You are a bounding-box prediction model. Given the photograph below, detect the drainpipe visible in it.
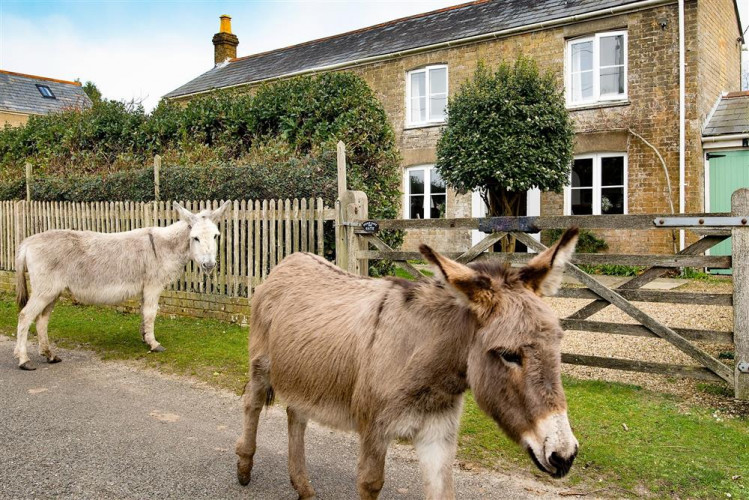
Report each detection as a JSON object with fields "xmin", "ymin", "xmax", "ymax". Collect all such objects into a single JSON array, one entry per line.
[{"xmin": 678, "ymin": 0, "xmax": 686, "ymax": 250}]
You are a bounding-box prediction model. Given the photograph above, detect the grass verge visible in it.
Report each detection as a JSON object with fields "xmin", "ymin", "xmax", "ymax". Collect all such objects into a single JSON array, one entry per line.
[{"xmin": 0, "ymin": 297, "xmax": 746, "ymax": 498}]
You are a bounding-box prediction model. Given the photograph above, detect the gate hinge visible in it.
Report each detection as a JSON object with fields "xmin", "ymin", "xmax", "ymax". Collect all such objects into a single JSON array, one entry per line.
[{"xmin": 738, "ymin": 361, "xmax": 749, "ymax": 374}]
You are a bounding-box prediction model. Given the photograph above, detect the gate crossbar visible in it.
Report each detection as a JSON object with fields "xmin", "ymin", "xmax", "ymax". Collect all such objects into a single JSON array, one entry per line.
[
  {"xmin": 567, "ymin": 235, "xmax": 729, "ymax": 321},
  {"xmin": 363, "ymin": 232, "xmax": 508, "ymax": 281}
]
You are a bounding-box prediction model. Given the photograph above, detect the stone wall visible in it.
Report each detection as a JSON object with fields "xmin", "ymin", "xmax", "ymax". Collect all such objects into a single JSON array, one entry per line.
[
  {"xmin": 0, "ymin": 271, "xmax": 250, "ymax": 325},
  {"xmin": 687, "ymin": 0, "xmax": 743, "ymax": 216},
  {"xmin": 0, "ymin": 111, "xmax": 29, "ymax": 127}
]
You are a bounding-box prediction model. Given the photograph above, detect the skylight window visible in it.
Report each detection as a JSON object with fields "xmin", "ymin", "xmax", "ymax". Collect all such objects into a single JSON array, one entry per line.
[{"xmin": 36, "ymin": 85, "xmax": 55, "ymax": 99}]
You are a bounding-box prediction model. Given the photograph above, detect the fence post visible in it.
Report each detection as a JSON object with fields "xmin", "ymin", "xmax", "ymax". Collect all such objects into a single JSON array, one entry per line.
[
  {"xmin": 335, "ymin": 141, "xmax": 347, "ymax": 269},
  {"xmin": 25, "ymin": 163, "xmax": 32, "ymax": 202},
  {"xmin": 732, "ymin": 188, "xmax": 749, "ymax": 400},
  {"xmin": 153, "ymin": 155, "xmax": 161, "ymax": 201},
  {"xmin": 341, "ymin": 190, "xmax": 368, "ymax": 276}
]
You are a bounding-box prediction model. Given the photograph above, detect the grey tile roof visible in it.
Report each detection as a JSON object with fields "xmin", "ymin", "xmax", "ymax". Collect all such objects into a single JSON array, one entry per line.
[
  {"xmin": 0, "ymin": 71, "xmax": 92, "ymax": 116},
  {"xmin": 703, "ymin": 92, "xmax": 749, "ymax": 137},
  {"xmin": 165, "ymin": 0, "xmax": 645, "ymax": 99}
]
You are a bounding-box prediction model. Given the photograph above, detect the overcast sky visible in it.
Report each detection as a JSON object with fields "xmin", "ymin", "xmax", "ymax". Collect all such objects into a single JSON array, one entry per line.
[{"xmin": 1, "ymin": 0, "xmax": 747, "ymax": 111}]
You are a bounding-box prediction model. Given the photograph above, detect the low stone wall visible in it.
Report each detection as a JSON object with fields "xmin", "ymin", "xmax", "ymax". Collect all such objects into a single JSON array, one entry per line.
[{"xmin": 0, "ymin": 270, "xmax": 250, "ymax": 325}]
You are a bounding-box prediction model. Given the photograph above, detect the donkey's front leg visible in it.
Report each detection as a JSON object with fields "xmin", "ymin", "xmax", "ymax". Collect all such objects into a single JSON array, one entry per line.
[
  {"xmin": 141, "ymin": 285, "xmax": 165, "ymax": 352},
  {"xmin": 357, "ymin": 431, "xmax": 389, "ymax": 500},
  {"xmin": 412, "ymin": 409, "xmax": 461, "ymax": 500}
]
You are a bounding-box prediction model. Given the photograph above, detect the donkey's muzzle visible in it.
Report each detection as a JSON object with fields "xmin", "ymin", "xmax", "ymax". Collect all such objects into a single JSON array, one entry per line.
[
  {"xmin": 201, "ymin": 262, "xmax": 216, "ymax": 273},
  {"xmin": 528, "ymin": 447, "xmax": 577, "ymax": 478},
  {"xmin": 549, "ymin": 449, "xmax": 577, "ymax": 478}
]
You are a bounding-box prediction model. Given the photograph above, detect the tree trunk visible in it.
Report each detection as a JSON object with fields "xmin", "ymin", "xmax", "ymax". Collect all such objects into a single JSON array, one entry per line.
[{"xmin": 485, "ymin": 188, "xmax": 522, "ymax": 253}]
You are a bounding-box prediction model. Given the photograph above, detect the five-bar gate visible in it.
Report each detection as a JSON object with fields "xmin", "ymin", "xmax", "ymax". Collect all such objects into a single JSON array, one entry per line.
[{"xmin": 336, "ymin": 187, "xmax": 749, "ymax": 400}]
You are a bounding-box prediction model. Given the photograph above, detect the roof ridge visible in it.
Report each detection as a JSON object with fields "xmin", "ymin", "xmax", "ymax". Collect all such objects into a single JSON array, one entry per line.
[
  {"xmin": 0, "ymin": 69, "xmax": 82, "ymax": 86},
  {"xmin": 229, "ymin": 0, "xmax": 489, "ymax": 64}
]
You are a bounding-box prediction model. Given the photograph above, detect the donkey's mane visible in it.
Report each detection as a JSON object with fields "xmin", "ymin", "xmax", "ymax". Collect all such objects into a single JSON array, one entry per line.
[{"xmin": 467, "ymin": 260, "xmax": 519, "ymax": 284}]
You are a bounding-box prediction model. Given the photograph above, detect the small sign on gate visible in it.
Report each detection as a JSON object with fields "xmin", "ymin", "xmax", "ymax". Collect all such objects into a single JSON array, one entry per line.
[{"xmin": 360, "ymin": 220, "xmax": 379, "ymax": 233}]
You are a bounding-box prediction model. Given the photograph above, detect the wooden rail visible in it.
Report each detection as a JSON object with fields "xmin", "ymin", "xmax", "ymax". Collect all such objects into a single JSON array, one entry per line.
[
  {"xmin": 366, "ymin": 213, "xmax": 732, "ymax": 232},
  {"xmin": 357, "ymin": 251, "xmax": 732, "ymax": 269}
]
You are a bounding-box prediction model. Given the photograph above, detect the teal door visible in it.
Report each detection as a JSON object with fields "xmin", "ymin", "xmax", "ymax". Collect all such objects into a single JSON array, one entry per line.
[{"xmin": 708, "ymin": 150, "xmax": 749, "ymax": 273}]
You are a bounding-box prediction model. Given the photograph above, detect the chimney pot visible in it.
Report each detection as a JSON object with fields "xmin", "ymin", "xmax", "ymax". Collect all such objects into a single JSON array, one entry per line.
[
  {"xmin": 220, "ymin": 15, "xmax": 232, "ymax": 33},
  {"xmin": 213, "ymin": 15, "xmax": 239, "ymax": 65}
]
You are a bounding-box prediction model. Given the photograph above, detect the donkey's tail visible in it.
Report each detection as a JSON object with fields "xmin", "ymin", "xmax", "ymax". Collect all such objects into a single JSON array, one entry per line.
[{"xmin": 16, "ymin": 244, "xmax": 28, "ymax": 310}]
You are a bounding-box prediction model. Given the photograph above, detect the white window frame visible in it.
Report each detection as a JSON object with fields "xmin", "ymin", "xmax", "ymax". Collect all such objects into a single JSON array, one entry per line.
[
  {"xmin": 403, "ymin": 165, "xmax": 447, "ymax": 219},
  {"xmin": 566, "ymin": 30, "xmax": 628, "ymax": 107},
  {"xmin": 406, "ymin": 64, "xmax": 448, "ymax": 127},
  {"xmin": 564, "ymin": 153, "xmax": 628, "ymax": 215}
]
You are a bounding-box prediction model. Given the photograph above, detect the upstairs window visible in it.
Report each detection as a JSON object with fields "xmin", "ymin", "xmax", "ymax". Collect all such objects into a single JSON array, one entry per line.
[
  {"xmin": 36, "ymin": 85, "xmax": 56, "ymax": 99},
  {"xmin": 407, "ymin": 65, "xmax": 447, "ymax": 126},
  {"xmin": 567, "ymin": 31, "xmax": 627, "ymax": 106},
  {"xmin": 404, "ymin": 165, "xmax": 446, "ymax": 219},
  {"xmin": 566, "ymin": 154, "xmax": 627, "ymax": 215}
]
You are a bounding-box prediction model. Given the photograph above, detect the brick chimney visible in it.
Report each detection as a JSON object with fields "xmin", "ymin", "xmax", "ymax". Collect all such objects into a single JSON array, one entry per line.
[{"xmin": 212, "ymin": 15, "xmax": 239, "ymax": 65}]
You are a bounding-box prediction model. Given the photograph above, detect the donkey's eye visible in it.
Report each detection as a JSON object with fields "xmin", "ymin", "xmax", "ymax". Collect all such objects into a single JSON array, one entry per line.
[
  {"xmin": 193, "ymin": 237, "xmax": 199, "ymax": 242},
  {"xmin": 492, "ymin": 350, "xmax": 523, "ymax": 367}
]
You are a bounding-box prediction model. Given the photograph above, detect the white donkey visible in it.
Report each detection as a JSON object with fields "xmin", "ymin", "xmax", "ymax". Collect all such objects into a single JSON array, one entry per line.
[{"xmin": 13, "ymin": 201, "xmax": 230, "ymax": 370}]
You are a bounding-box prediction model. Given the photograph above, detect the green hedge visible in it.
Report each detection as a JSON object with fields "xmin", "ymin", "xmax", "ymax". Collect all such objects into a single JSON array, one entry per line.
[
  {"xmin": 0, "ymin": 72, "xmax": 401, "ymax": 222},
  {"xmin": 6, "ymin": 151, "xmax": 337, "ymax": 203}
]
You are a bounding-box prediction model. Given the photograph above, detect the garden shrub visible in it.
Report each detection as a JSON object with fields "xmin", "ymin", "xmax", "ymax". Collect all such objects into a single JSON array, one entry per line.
[
  {"xmin": 436, "ymin": 57, "xmax": 574, "ymax": 219},
  {"xmin": 544, "ymin": 228, "xmax": 608, "ymax": 254},
  {"xmin": 11, "ymin": 151, "xmax": 337, "ymax": 203},
  {"xmin": 0, "ymin": 73, "xmax": 400, "ymax": 225}
]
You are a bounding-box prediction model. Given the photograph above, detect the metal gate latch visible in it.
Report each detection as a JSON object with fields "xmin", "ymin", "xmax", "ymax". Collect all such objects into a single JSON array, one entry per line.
[{"xmin": 739, "ymin": 361, "xmax": 749, "ymax": 374}]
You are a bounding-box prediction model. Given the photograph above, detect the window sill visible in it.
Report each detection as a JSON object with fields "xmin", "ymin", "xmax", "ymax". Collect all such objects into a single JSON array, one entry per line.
[
  {"xmin": 566, "ymin": 100, "xmax": 630, "ymax": 112},
  {"xmin": 404, "ymin": 122, "xmax": 446, "ymax": 131}
]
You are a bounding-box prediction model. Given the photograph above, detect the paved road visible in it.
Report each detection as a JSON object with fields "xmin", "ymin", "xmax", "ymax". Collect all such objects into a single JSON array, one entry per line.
[{"xmin": 0, "ymin": 337, "xmax": 565, "ymax": 499}]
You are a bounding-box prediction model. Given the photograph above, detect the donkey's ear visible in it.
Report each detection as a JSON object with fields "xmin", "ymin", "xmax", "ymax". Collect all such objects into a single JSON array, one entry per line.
[
  {"xmin": 208, "ymin": 200, "xmax": 232, "ymax": 223},
  {"xmin": 518, "ymin": 227, "xmax": 579, "ymax": 296},
  {"xmin": 419, "ymin": 244, "xmax": 494, "ymax": 316},
  {"xmin": 174, "ymin": 202, "xmax": 197, "ymax": 227}
]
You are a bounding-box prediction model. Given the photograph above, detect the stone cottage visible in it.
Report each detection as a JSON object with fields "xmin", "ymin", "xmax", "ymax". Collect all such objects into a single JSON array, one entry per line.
[
  {"xmin": 0, "ymin": 70, "xmax": 92, "ymax": 127},
  {"xmin": 165, "ymin": 1, "xmax": 745, "ymax": 253}
]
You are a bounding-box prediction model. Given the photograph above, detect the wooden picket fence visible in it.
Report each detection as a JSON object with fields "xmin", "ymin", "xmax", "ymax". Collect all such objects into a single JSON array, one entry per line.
[{"xmin": 0, "ymin": 199, "xmax": 335, "ymax": 297}]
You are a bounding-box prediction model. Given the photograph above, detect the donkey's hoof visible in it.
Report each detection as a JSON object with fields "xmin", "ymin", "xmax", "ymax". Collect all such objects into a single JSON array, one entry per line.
[
  {"xmin": 237, "ymin": 460, "xmax": 252, "ymax": 486},
  {"xmin": 48, "ymin": 355, "xmax": 62, "ymax": 364},
  {"xmin": 19, "ymin": 361, "xmax": 36, "ymax": 371},
  {"xmin": 150, "ymin": 345, "xmax": 166, "ymax": 353}
]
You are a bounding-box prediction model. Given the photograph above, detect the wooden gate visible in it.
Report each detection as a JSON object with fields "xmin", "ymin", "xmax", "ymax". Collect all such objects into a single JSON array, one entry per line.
[{"xmin": 336, "ymin": 187, "xmax": 749, "ymax": 400}]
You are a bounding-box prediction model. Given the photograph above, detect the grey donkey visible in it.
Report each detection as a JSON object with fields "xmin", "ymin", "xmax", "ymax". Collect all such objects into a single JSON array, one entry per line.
[{"xmin": 14, "ymin": 201, "xmax": 230, "ymax": 370}]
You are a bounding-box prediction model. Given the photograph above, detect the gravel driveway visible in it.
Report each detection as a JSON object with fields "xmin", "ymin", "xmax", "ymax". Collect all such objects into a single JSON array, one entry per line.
[{"xmin": 551, "ymin": 277, "xmax": 737, "ymax": 405}]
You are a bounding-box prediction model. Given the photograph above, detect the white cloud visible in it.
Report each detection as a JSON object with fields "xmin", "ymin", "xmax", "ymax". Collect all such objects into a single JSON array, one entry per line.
[
  {"xmin": 2, "ymin": 12, "xmax": 210, "ymax": 110},
  {"xmin": 0, "ymin": 2, "xmax": 460, "ymax": 111}
]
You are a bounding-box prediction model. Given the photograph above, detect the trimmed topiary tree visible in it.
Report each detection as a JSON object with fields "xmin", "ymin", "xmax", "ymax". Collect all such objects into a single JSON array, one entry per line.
[{"xmin": 435, "ymin": 57, "xmax": 574, "ymax": 246}]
